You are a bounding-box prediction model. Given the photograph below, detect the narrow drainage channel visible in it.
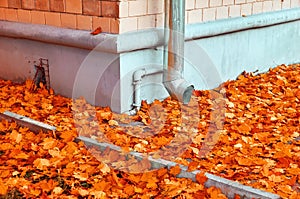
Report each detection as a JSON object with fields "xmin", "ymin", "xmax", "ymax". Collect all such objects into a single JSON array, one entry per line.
[{"xmin": 0, "ymin": 111, "xmax": 281, "ymax": 199}]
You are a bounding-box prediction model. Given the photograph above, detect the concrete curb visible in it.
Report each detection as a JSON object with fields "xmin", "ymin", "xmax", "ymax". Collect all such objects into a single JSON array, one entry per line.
[
  {"xmin": 77, "ymin": 136, "xmax": 281, "ymax": 199},
  {"xmin": 0, "ymin": 111, "xmax": 281, "ymax": 199},
  {"xmin": 0, "ymin": 111, "xmax": 56, "ymax": 132}
]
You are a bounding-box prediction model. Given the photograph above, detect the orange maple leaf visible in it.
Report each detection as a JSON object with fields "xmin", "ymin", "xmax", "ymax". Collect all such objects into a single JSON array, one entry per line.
[
  {"xmin": 169, "ymin": 164, "xmax": 181, "ymax": 176},
  {"xmin": 90, "ymin": 27, "xmax": 102, "ymax": 35},
  {"xmin": 195, "ymin": 171, "xmax": 207, "ymax": 184},
  {"xmin": 0, "ymin": 179, "xmax": 8, "ymax": 195}
]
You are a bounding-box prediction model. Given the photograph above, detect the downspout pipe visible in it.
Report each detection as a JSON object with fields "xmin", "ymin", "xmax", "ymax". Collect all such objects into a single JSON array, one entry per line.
[{"xmin": 163, "ymin": 0, "xmax": 194, "ymax": 104}]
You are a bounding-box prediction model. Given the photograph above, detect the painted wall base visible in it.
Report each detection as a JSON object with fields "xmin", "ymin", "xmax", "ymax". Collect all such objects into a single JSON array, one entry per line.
[{"xmin": 0, "ymin": 8, "xmax": 299, "ymax": 113}]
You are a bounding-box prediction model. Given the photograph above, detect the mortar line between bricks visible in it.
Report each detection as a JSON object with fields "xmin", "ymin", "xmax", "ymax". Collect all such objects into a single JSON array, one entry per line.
[{"xmin": 0, "ymin": 111, "xmax": 281, "ymax": 199}]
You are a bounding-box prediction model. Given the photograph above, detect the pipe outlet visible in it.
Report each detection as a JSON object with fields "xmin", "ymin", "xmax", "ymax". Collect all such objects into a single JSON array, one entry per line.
[{"xmin": 164, "ymin": 78, "xmax": 194, "ymax": 104}]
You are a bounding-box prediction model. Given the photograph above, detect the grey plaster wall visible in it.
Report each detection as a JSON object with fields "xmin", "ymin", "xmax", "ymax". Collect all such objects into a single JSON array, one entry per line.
[
  {"xmin": 184, "ymin": 20, "xmax": 300, "ymax": 90},
  {"xmin": 0, "ymin": 36, "xmax": 121, "ymax": 111}
]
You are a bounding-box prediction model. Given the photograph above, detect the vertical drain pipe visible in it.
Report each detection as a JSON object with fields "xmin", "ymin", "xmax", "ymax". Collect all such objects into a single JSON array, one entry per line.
[{"xmin": 163, "ymin": 0, "xmax": 194, "ymax": 104}]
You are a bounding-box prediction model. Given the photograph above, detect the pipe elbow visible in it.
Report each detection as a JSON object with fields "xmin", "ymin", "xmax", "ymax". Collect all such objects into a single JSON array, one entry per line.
[
  {"xmin": 133, "ymin": 68, "xmax": 147, "ymax": 82},
  {"xmin": 164, "ymin": 78, "xmax": 194, "ymax": 104}
]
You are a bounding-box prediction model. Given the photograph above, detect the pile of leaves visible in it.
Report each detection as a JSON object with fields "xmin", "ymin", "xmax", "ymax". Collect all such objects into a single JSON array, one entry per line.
[
  {"xmin": 0, "ymin": 120, "xmax": 227, "ymax": 198},
  {"xmin": 0, "ymin": 63, "xmax": 299, "ymax": 198}
]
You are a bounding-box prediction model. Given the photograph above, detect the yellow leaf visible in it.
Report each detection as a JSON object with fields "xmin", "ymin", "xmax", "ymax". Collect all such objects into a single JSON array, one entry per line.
[
  {"xmin": 10, "ymin": 130, "xmax": 22, "ymax": 143},
  {"xmin": 268, "ymin": 174, "xmax": 283, "ymax": 183},
  {"xmin": 0, "ymin": 170, "xmax": 10, "ymax": 178},
  {"xmin": 78, "ymin": 188, "xmax": 89, "ymax": 197},
  {"xmin": 0, "ymin": 179, "xmax": 8, "ymax": 195},
  {"xmin": 48, "ymin": 148, "xmax": 61, "ymax": 157},
  {"xmin": 90, "ymin": 190, "xmax": 106, "ymax": 199},
  {"xmin": 146, "ymin": 181, "xmax": 158, "ymax": 189},
  {"xmin": 100, "ymin": 163, "xmax": 111, "ymax": 175},
  {"xmin": 30, "ymin": 188, "xmax": 41, "ymax": 196},
  {"xmin": 235, "ymin": 157, "xmax": 253, "ymax": 166},
  {"xmin": 33, "ymin": 158, "xmax": 50, "ymax": 170},
  {"xmin": 12, "ymin": 171, "xmax": 20, "ymax": 176},
  {"xmin": 40, "ymin": 137, "xmax": 57, "ymax": 150},
  {"xmin": 52, "ymin": 187, "xmax": 63, "ymax": 195},
  {"xmin": 73, "ymin": 172, "xmax": 88, "ymax": 181},
  {"xmin": 234, "ymin": 143, "xmax": 243, "ymax": 148},
  {"xmin": 277, "ymin": 185, "xmax": 293, "ymax": 194},
  {"xmin": 108, "ymin": 120, "xmax": 119, "ymax": 126},
  {"xmin": 261, "ymin": 165, "xmax": 270, "ymax": 177},
  {"xmin": 225, "ymin": 112, "xmax": 235, "ymax": 118},
  {"xmin": 15, "ymin": 152, "xmax": 29, "ymax": 159}
]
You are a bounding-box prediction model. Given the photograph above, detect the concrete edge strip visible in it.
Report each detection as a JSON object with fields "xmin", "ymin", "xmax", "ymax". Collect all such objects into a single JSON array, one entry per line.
[
  {"xmin": 0, "ymin": 111, "xmax": 56, "ymax": 132},
  {"xmin": 0, "ymin": 8, "xmax": 299, "ymax": 53},
  {"xmin": 185, "ymin": 7, "xmax": 300, "ymax": 40},
  {"xmin": 0, "ymin": 112, "xmax": 281, "ymax": 199},
  {"xmin": 77, "ymin": 136, "xmax": 281, "ymax": 199},
  {"xmin": 0, "ymin": 21, "xmax": 118, "ymax": 53}
]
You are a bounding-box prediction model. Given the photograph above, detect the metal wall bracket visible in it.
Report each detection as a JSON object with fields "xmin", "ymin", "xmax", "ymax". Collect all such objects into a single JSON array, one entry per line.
[{"xmin": 33, "ymin": 58, "xmax": 50, "ymax": 90}]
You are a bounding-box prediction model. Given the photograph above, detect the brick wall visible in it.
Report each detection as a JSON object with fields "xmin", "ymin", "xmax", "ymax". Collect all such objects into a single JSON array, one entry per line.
[
  {"xmin": 0, "ymin": 0, "xmax": 120, "ymax": 33},
  {"xmin": 0, "ymin": 0, "xmax": 299, "ymax": 34},
  {"xmin": 119, "ymin": 0, "xmax": 300, "ymax": 33}
]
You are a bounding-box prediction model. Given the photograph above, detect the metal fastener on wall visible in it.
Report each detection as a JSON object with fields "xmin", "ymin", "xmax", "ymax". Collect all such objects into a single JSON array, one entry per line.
[{"xmin": 33, "ymin": 58, "xmax": 50, "ymax": 90}]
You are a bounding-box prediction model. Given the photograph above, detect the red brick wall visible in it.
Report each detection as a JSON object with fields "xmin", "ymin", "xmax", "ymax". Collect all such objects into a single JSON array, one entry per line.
[{"xmin": 0, "ymin": 0, "xmax": 120, "ymax": 33}]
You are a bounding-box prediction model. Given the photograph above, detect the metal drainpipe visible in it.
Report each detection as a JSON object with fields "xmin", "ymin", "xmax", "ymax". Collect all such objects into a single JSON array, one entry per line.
[
  {"xmin": 163, "ymin": 0, "xmax": 194, "ymax": 104},
  {"xmin": 128, "ymin": 0, "xmax": 193, "ymax": 114}
]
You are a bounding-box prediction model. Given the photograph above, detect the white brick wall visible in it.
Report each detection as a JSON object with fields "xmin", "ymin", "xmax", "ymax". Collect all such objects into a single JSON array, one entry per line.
[
  {"xmin": 138, "ymin": 15, "xmax": 156, "ymax": 30},
  {"xmin": 282, "ymin": 0, "xmax": 291, "ymax": 9},
  {"xmin": 223, "ymin": 0, "xmax": 235, "ymax": 6},
  {"xmin": 186, "ymin": 0, "xmax": 196, "ymax": 10},
  {"xmin": 119, "ymin": 17, "xmax": 138, "ymax": 33},
  {"xmin": 155, "ymin": 13, "xmax": 164, "ymax": 27},
  {"xmin": 235, "ymin": 0, "xmax": 246, "ymax": 5},
  {"xmin": 148, "ymin": 0, "xmax": 164, "ymax": 14},
  {"xmin": 196, "ymin": 0, "xmax": 209, "ymax": 8},
  {"xmin": 253, "ymin": 2, "xmax": 263, "ymax": 14},
  {"xmin": 119, "ymin": 1, "xmax": 129, "ymax": 18},
  {"xmin": 263, "ymin": 1, "xmax": 273, "ymax": 12},
  {"xmin": 128, "ymin": 0, "xmax": 147, "ymax": 17},
  {"xmin": 117, "ymin": 0, "xmax": 300, "ymax": 33},
  {"xmin": 210, "ymin": 0, "xmax": 223, "ymax": 7},
  {"xmin": 291, "ymin": 0, "xmax": 300, "ymax": 7},
  {"xmin": 273, "ymin": 0, "xmax": 282, "ymax": 10},
  {"xmin": 188, "ymin": 9, "xmax": 203, "ymax": 23},
  {"xmin": 216, "ymin": 6, "xmax": 229, "ymax": 19},
  {"xmin": 241, "ymin": 3, "xmax": 252, "ymax": 16},
  {"xmin": 203, "ymin": 7, "xmax": 216, "ymax": 21},
  {"xmin": 229, "ymin": 5, "xmax": 241, "ymax": 17}
]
